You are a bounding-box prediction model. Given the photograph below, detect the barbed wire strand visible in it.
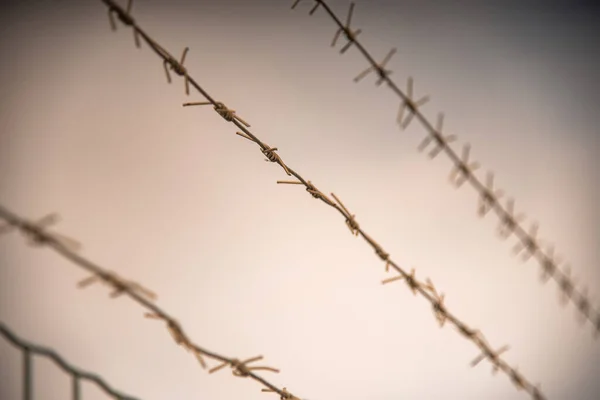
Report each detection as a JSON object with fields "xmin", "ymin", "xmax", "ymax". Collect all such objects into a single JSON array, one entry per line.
[
  {"xmin": 84, "ymin": 1, "xmax": 548, "ymax": 398},
  {"xmin": 0, "ymin": 205, "xmax": 301, "ymax": 400},
  {"xmin": 288, "ymin": 0, "xmax": 600, "ymax": 337},
  {"xmin": 0, "ymin": 321, "xmax": 141, "ymax": 400}
]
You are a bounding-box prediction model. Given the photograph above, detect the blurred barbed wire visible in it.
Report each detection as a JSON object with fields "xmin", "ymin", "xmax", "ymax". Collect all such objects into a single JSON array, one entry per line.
[
  {"xmin": 0, "ymin": 204, "xmax": 300, "ymax": 400},
  {"xmin": 0, "ymin": 321, "xmax": 141, "ymax": 400},
  {"xmin": 84, "ymin": 0, "xmax": 548, "ymax": 397},
  {"xmin": 288, "ymin": 0, "xmax": 600, "ymax": 337}
]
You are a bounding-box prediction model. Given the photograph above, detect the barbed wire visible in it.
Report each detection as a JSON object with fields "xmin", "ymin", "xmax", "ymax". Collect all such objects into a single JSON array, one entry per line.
[
  {"xmin": 288, "ymin": 0, "xmax": 600, "ymax": 337},
  {"xmin": 0, "ymin": 204, "xmax": 302, "ymax": 400},
  {"xmin": 89, "ymin": 0, "xmax": 547, "ymax": 397},
  {"xmin": 0, "ymin": 321, "xmax": 141, "ymax": 400}
]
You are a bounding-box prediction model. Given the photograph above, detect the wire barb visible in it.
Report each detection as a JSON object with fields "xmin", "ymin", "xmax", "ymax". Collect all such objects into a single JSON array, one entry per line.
[
  {"xmin": 539, "ymin": 245, "xmax": 562, "ymax": 283},
  {"xmin": 496, "ymin": 198, "xmax": 526, "ymax": 239},
  {"xmin": 424, "ymin": 279, "xmax": 448, "ymax": 327},
  {"xmin": 277, "ymin": 179, "xmax": 336, "ymax": 206},
  {"xmin": 478, "ymin": 171, "xmax": 504, "ymax": 217},
  {"xmin": 354, "ymin": 48, "xmax": 396, "ymax": 86},
  {"xmin": 209, "ymin": 356, "xmax": 280, "ymax": 377},
  {"xmin": 448, "ymin": 144, "xmax": 480, "ymax": 188},
  {"xmin": 0, "ymin": 213, "xmax": 82, "ymax": 252},
  {"xmin": 262, "ymin": 387, "xmax": 300, "ymax": 400},
  {"xmin": 144, "ymin": 313, "xmax": 207, "ymax": 369},
  {"xmin": 512, "ymin": 222, "xmax": 541, "ymax": 262},
  {"xmin": 107, "ymin": 0, "xmax": 140, "ymax": 48},
  {"xmin": 470, "ymin": 335, "xmax": 510, "ymax": 375},
  {"xmin": 382, "ymin": 268, "xmax": 420, "ymax": 295},
  {"xmin": 364, "ymin": 234, "xmax": 391, "ymax": 271},
  {"xmin": 184, "ymin": 101, "xmax": 250, "ymax": 127},
  {"xmin": 78, "ymin": 271, "xmax": 157, "ymax": 301},
  {"xmin": 236, "ymin": 132, "xmax": 291, "ymax": 176},
  {"xmin": 397, "ymin": 77, "xmax": 430, "ymax": 130},
  {"xmin": 417, "ymin": 113, "xmax": 456, "ymax": 158},
  {"xmin": 162, "ymin": 47, "xmax": 190, "ymax": 95},
  {"xmin": 331, "ymin": 3, "xmax": 362, "ymax": 54}
]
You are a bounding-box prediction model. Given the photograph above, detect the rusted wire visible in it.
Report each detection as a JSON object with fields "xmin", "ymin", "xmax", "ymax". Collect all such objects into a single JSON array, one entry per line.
[
  {"xmin": 0, "ymin": 204, "xmax": 297, "ymax": 400},
  {"xmin": 87, "ymin": 1, "xmax": 551, "ymax": 397},
  {"xmin": 0, "ymin": 321, "xmax": 141, "ymax": 400},
  {"xmin": 289, "ymin": 0, "xmax": 600, "ymax": 339}
]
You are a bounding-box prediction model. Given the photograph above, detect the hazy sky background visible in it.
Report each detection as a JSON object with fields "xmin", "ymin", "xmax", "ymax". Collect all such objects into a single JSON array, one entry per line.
[{"xmin": 1, "ymin": 0, "xmax": 599, "ymax": 399}]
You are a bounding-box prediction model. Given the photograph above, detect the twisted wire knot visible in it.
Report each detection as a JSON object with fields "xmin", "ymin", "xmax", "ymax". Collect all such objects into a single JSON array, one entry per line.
[
  {"xmin": 304, "ymin": 182, "xmax": 334, "ymax": 206},
  {"xmin": 230, "ymin": 358, "xmax": 252, "ymax": 377},
  {"xmin": 157, "ymin": 46, "xmax": 191, "ymax": 94},
  {"xmin": 262, "ymin": 387, "xmax": 299, "ymax": 400},
  {"xmin": 405, "ymin": 272, "xmax": 420, "ymax": 294},
  {"xmin": 262, "ymin": 147, "xmax": 279, "ymax": 163},
  {"xmin": 165, "ymin": 48, "xmax": 188, "ymax": 77},
  {"xmin": 261, "ymin": 146, "xmax": 291, "ymax": 176},
  {"xmin": 111, "ymin": 7, "xmax": 134, "ymax": 26},
  {"xmin": 183, "ymin": 101, "xmax": 250, "ymax": 126},
  {"xmin": 374, "ymin": 246, "xmax": 390, "ymax": 271},
  {"xmin": 144, "ymin": 313, "xmax": 207, "ymax": 368},
  {"xmin": 209, "ymin": 355, "xmax": 279, "ymax": 377},
  {"xmin": 169, "ymin": 60, "xmax": 186, "ymax": 76},
  {"xmin": 214, "ymin": 102, "xmax": 235, "ymax": 121},
  {"xmin": 276, "ymin": 179, "xmax": 335, "ymax": 206},
  {"xmin": 470, "ymin": 338, "xmax": 510, "ymax": 375},
  {"xmin": 305, "ymin": 182, "xmax": 321, "ymax": 199},
  {"xmin": 345, "ymin": 216, "xmax": 359, "ymax": 236}
]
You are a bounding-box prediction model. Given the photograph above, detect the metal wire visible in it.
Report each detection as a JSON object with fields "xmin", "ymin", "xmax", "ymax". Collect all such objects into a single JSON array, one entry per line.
[
  {"xmin": 0, "ymin": 204, "xmax": 299, "ymax": 400},
  {"xmin": 0, "ymin": 321, "xmax": 141, "ymax": 400},
  {"xmin": 72, "ymin": 0, "xmax": 549, "ymax": 398},
  {"xmin": 289, "ymin": 0, "xmax": 600, "ymax": 337}
]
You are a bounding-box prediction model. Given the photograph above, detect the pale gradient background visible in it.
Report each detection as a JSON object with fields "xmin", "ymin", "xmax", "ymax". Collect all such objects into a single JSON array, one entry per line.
[{"xmin": 1, "ymin": 0, "xmax": 599, "ymax": 399}]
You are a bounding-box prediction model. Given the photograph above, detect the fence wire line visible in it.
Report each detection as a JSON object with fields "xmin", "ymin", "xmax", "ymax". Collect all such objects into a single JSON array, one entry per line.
[
  {"xmin": 75, "ymin": 0, "xmax": 547, "ymax": 398},
  {"xmin": 0, "ymin": 321, "xmax": 141, "ymax": 400},
  {"xmin": 288, "ymin": 0, "xmax": 600, "ymax": 336},
  {"xmin": 0, "ymin": 206, "xmax": 301, "ymax": 400}
]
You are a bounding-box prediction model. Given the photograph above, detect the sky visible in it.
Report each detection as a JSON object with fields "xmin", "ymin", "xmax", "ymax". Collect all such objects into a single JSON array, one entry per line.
[{"xmin": 0, "ymin": 0, "xmax": 599, "ymax": 399}]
